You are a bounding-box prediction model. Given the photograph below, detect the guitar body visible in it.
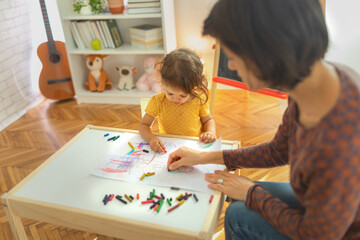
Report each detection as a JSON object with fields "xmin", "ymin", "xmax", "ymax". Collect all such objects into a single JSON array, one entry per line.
[{"xmin": 37, "ymin": 41, "xmax": 75, "ymax": 100}]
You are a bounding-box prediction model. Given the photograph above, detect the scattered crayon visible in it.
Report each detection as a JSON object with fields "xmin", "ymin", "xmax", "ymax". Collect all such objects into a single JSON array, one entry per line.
[
  {"xmin": 125, "ymin": 194, "xmax": 132, "ymax": 203},
  {"xmin": 113, "ymin": 135, "xmax": 120, "ymax": 141},
  {"xmin": 128, "ymin": 142, "xmax": 135, "ymax": 150},
  {"xmin": 137, "ymin": 193, "xmax": 140, "ymax": 200},
  {"xmin": 168, "ymin": 199, "xmax": 185, "ymax": 213},
  {"xmin": 154, "ymin": 204, "xmax": 159, "ymax": 211},
  {"xmin": 150, "ymin": 202, "xmax": 157, "ymax": 209},
  {"xmin": 143, "ymin": 149, "xmax": 149, "ymax": 153},
  {"xmin": 104, "ymin": 133, "xmax": 109, "ymax": 137},
  {"xmin": 157, "ymin": 199, "xmax": 164, "ymax": 213},
  {"xmin": 146, "ymin": 172, "xmax": 155, "ymax": 176},
  {"xmin": 155, "ymin": 195, "xmax": 162, "ymax": 200},
  {"xmin": 107, "ymin": 136, "xmax": 116, "ymax": 141},
  {"xmin": 129, "ymin": 195, "xmax": 134, "ymax": 200},
  {"xmin": 140, "ymin": 173, "xmax": 146, "ymax": 181},
  {"xmin": 115, "ymin": 195, "xmax": 127, "ymax": 204},
  {"xmin": 141, "ymin": 199, "xmax": 154, "ymax": 204},
  {"xmin": 167, "ymin": 198, "xmax": 172, "ymax": 206},
  {"xmin": 193, "ymin": 194, "xmax": 198, "ymax": 202},
  {"xmin": 108, "ymin": 194, "xmax": 114, "ymax": 201},
  {"xmin": 176, "ymin": 194, "xmax": 183, "ymax": 201},
  {"xmin": 209, "ymin": 195, "xmax": 214, "ymax": 203},
  {"xmin": 160, "ymin": 193, "xmax": 165, "ymax": 199}
]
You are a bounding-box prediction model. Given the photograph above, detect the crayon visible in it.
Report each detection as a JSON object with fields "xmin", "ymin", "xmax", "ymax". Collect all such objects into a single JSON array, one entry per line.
[
  {"xmin": 209, "ymin": 195, "xmax": 214, "ymax": 203},
  {"xmin": 107, "ymin": 136, "xmax": 116, "ymax": 141},
  {"xmin": 104, "ymin": 133, "xmax": 109, "ymax": 137},
  {"xmin": 167, "ymin": 198, "xmax": 172, "ymax": 206},
  {"xmin": 137, "ymin": 193, "xmax": 140, "ymax": 200},
  {"xmin": 160, "ymin": 193, "xmax": 165, "ymax": 199},
  {"xmin": 194, "ymin": 194, "xmax": 198, "ymax": 202},
  {"xmin": 150, "ymin": 202, "xmax": 157, "ymax": 209},
  {"xmin": 108, "ymin": 194, "xmax": 114, "ymax": 201},
  {"xmin": 146, "ymin": 172, "xmax": 155, "ymax": 176},
  {"xmin": 128, "ymin": 142, "xmax": 135, "ymax": 150},
  {"xmin": 129, "ymin": 195, "xmax": 134, "ymax": 200},
  {"xmin": 113, "ymin": 135, "xmax": 120, "ymax": 141},
  {"xmin": 102, "ymin": 194, "xmax": 108, "ymax": 203},
  {"xmin": 115, "ymin": 195, "xmax": 127, "ymax": 204},
  {"xmin": 157, "ymin": 199, "xmax": 164, "ymax": 213},
  {"xmin": 176, "ymin": 194, "xmax": 183, "ymax": 201},
  {"xmin": 125, "ymin": 194, "xmax": 132, "ymax": 202},
  {"xmin": 155, "ymin": 195, "xmax": 163, "ymax": 200},
  {"xmin": 167, "ymin": 199, "xmax": 185, "ymax": 213},
  {"xmin": 140, "ymin": 173, "xmax": 146, "ymax": 181},
  {"xmin": 154, "ymin": 204, "xmax": 159, "ymax": 211},
  {"xmin": 141, "ymin": 199, "xmax": 154, "ymax": 204},
  {"xmin": 143, "ymin": 149, "xmax": 149, "ymax": 153}
]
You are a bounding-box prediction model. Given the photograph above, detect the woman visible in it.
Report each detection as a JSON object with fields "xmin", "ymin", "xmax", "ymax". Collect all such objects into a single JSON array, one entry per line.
[{"xmin": 167, "ymin": 0, "xmax": 360, "ymax": 239}]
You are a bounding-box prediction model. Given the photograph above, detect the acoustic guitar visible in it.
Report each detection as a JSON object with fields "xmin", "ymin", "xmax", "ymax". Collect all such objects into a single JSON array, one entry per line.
[{"xmin": 37, "ymin": 0, "xmax": 75, "ymax": 100}]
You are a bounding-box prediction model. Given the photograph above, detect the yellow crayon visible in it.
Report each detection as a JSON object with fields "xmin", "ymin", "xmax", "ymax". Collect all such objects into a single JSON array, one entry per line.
[
  {"xmin": 128, "ymin": 142, "xmax": 135, "ymax": 150},
  {"xmin": 176, "ymin": 194, "xmax": 183, "ymax": 201},
  {"xmin": 140, "ymin": 173, "xmax": 146, "ymax": 181},
  {"xmin": 124, "ymin": 194, "xmax": 132, "ymax": 202},
  {"xmin": 178, "ymin": 199, "xmax": 185, "ymax": 205},
  {"xmin": 146, "ymin": 172, "xmax": 155, "ymax": 176}
]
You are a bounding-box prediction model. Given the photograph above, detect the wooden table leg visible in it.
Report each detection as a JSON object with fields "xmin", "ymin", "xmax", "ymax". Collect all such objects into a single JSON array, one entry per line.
[{"xmin": 1, "ymin": 193, "xmax": 28, "ymax": 240}]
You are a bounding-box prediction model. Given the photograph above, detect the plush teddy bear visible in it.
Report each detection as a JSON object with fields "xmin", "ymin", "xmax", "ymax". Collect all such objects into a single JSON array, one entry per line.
[
  {"xmin": 85, "ymin": 55, "xmax": 112, "ymax": 92},
  {"xmin": 136, "ymin": 57, "xmax": 162, "ymax": 93},
  {"xmin": 116, "ymin": 65, "xmax": 136, "ymax": 90}
]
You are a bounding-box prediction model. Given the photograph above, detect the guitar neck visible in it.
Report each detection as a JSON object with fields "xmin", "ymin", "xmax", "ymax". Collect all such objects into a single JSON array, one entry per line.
[{"xmin": 39, "ymin": 0, "xmax": 57, "ymax": 55}]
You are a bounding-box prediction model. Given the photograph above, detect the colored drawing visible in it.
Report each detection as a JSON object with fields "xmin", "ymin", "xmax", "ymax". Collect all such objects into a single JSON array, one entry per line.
[{"xmin": 91, "ymin": 133, "xmax": 229, "ymax": 193}]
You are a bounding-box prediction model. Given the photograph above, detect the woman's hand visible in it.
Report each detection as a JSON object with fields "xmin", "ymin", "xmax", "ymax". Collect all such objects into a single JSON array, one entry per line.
[
  {"xmin": 200, "ymin": 131, "xmax": 216, "ymax": 143},
  {"xmin": 167, "ymin": 147, "xmax": 201, "ymax": 170},
  {"xmin": 205, "ymin": 170, "xmax": 255, "ymax": 201},
  {"xmin": 149, "ymin": 136, "xmax": 166, "ymax": 153}
]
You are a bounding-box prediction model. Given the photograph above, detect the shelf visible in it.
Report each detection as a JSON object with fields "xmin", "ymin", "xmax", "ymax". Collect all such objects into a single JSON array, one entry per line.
[
  {"xmin": 75, "ymin": 88, "xmax": 156, "ymax": 105},
  {"xmin": 62, "ymin": 13, "xmax": 162, "ymax": 20},
  {"xmin": 68, "ymin": 43, "xmax": 166, "ymax": 55}
]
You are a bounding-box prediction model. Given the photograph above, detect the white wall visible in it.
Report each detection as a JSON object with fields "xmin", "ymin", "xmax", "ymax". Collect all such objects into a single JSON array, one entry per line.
[
  {"xmin": 325, "ymin": 0, "xmax": 360, "ymax": 73},
  {"xmin": 0, "ymin": 0, "xmax": 38, "ymax": 131}
]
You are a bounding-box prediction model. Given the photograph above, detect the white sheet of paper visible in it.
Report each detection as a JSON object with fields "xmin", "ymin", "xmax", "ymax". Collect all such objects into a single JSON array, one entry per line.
[{"xmin": 91, "ymin": 133, "xmax": 230, "ymax": 193}]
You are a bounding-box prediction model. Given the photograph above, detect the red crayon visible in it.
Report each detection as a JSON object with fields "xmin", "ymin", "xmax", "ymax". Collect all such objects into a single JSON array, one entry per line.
[
  {"xmin": 137, "ymin": 193, "xmax": 140, "ymax": 200},
  {"xmin": 108, "ymin": 194, "xmax": 114, "ymax": 201},
  {"xmin": 141, "ymin": 199, "xmax": 154, "ymax": 204},
  {"xmin": 209, "ymin": 195, "xmax": 214, "ymax": 203}
]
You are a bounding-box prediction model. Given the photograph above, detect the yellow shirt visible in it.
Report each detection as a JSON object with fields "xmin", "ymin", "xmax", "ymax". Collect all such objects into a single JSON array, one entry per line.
[{"xmin": 145, "ymin": 92, "xmax": 210, "ymax": 137}]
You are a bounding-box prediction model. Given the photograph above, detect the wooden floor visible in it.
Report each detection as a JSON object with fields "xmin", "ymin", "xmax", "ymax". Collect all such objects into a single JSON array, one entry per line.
[{"xmin": 0, "ymin": 89, "xmax": 289, "ymax": 240}]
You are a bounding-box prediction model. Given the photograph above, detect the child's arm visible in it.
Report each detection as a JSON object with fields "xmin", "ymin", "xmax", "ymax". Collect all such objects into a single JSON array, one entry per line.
[
  {"xmin": 200, "ymin": 114, "xmax": 216, "ymax": 143},
  {"xmin": 139, "ymin": 113, "xmax": 166, "ymax": 152}
]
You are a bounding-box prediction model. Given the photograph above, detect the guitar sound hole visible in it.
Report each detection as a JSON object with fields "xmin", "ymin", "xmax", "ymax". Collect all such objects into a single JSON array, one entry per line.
[{"xmin": 49, "ymin": 53, "xmax": 60, "ymax": 63}]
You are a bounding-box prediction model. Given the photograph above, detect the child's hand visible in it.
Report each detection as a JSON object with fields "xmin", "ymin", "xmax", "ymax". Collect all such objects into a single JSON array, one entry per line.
[
  {"xmin": 149, "ymin": 136, "xmax": 166, "ymax": 153},
  {"xmin": 199, "ymin": 132, "xmax": 216, "ymax": 143}
]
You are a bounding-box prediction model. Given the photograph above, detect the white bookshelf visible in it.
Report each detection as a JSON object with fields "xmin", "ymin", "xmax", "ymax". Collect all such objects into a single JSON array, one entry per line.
[{"xmin": 56, "ymin": 0, "xmax": 176, "ymax": 104}]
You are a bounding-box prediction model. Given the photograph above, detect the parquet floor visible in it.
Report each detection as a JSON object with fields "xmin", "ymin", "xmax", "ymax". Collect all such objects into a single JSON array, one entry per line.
[{"xmin": 0, "ymin": 89, "xmax": 289, "ymax": 240}]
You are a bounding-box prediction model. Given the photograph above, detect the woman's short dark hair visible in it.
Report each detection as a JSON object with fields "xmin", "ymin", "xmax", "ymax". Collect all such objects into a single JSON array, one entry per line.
[{"xmin": 203, "ymin": 0, "xmax": 328, "ymax": 90}]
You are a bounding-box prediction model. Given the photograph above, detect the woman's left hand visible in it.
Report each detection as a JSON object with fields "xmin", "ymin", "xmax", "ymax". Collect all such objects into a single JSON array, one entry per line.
[{"xmin": 205, "ymin": 170, "xmax": 255, "ymax": 201}]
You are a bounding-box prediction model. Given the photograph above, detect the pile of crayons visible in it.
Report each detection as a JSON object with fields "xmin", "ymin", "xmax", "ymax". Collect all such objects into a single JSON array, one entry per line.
[
  {"xmin": 102, "ymin": 189, "xmax": 214, "ymax": 213},
  {"xmin": 104, "ymin": 133, "xmax": 120, "ymax": 141}
]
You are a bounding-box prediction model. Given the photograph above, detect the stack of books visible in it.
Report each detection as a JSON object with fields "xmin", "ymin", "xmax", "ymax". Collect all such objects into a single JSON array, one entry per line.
[
  {"xmin": 69, "ymin": 19, "xmax": 123, "ymax": 49},
  {"xmin": 129, "ymin": 24, "xmax": 163, "ymax": 50},
  {"xmin": 127, "ymin": 0, "xmax": 161, "ymax": 14}
]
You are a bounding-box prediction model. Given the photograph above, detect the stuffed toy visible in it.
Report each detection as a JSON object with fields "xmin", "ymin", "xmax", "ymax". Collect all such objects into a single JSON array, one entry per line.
[
  {"xmin": 136, "ymin": 57, "xmax": 162, "ymax": 93},
  {"xmin": 85, "ymin": 55, "xmax": 112, "ymax": 92},
  {"xmin": 116, "ymin": 65, "xmax": 136, "ymax": 90}
]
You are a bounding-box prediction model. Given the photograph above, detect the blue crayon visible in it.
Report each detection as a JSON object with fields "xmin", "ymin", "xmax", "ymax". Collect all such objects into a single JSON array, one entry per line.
[
  {"xmin": 104, "ymin": 133, "xmax": 109, "ymax": 137},
  {"xmin": 194, "ymin": 194, "xmax": 199, "ymax": 202},
  {"xmin": 107, "ymin": 136, "xmax": 116, "ymax": 141}
]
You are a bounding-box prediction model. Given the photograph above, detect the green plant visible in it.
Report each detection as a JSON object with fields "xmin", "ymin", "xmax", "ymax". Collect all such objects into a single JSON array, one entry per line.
[
  {"xmin": 73, "ymin": 0, "xmax": 107, "ymax": 14},
  {"xmin": 73, "ymin": 0, "xmax": 86, "ymax": 13},
  {"xmin": 89, "ymin": 0, "xmax": 107, "ymax": 14}
]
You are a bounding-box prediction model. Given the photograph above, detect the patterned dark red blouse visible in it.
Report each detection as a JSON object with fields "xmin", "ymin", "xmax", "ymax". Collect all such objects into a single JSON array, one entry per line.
[{"xmin": 223, "ymin": 64, "xmax": 360, "ymax": 240}]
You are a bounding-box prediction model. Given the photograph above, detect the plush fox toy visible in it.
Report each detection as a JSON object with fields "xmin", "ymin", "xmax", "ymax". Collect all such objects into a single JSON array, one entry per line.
[{"xmin": 85, "ymin": 55, "xmax": 112, "ymax": 92}]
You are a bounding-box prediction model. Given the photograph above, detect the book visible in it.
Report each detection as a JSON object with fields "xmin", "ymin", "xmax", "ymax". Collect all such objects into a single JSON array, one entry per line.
[
  {"xmin": 130, "ymin": 32, "xmax": 162, "ymax": 42},
  {"xmin": 95, "ymin": 20, "xmax": 109, "ymax": 48},
  {"xmin": 100, "ymin": 20, "xmax": 115, "ymax": 48},
  {"xmin": 75, "ymin": 21, "xmax": 91, "ymax": 48},
  {"xmin": 129, "ymin": 24, "xmax": 162, "ymax": 38},
  {"xmin": 105, "ymin": 19, "xmax": 123, "ymax": 48},
  {"xmin": 69, "ymin": 21, "xmax": 85, "ymax": 49},
  {"xmin": 89, "ymin": 21, "xmax": 104, "ymax": 49},
  {"xmin": 127, "ymin": 7, "xmax": 161, "ymax": 14},
  {"xmin": 128, "ymin": 2, "xmax": 160, "ymax": 8},
  {"xmin": 128, "ymin": 0, "xmax": 159, "ymax": 2},
  {"xmin": 131, "ymin": 39, "xmax": 163, "ymax": 50}
]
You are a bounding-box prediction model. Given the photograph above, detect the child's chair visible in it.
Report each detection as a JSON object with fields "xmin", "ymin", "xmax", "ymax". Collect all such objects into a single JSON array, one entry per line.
[{"xmin": 140, "ymin": 98, "xmax": 150, "ymax": 117}]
